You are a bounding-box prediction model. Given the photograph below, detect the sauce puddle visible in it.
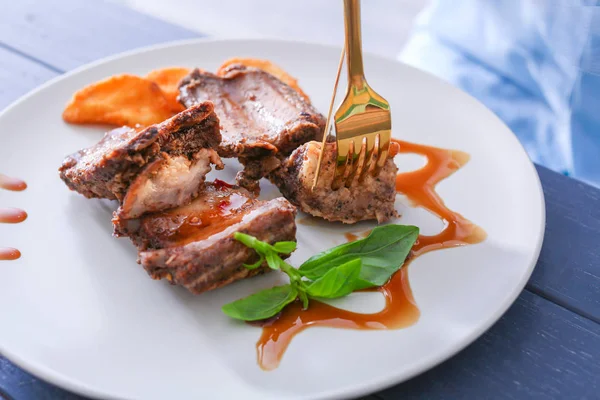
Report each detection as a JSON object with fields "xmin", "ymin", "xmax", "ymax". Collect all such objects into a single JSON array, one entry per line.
[
  {"xmin": 0, "ymin": 174, "xmax": 28, "ymax": 261},
  {"xmin": 256, "ymin": 139, "xmax": 487, "ymax": 370},
  {"xmin": 343, "ymin": 230, "xmax": 371, "ymax": 242}
]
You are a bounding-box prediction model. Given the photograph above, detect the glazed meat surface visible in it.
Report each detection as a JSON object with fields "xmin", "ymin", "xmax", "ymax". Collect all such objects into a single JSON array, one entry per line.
[
  {"xmin": 269, "ymin": 141, "xmax": 398, "ymax": 224},
  {"xmin": 113, "ymin": 182, "xmax": 297, "ymax": 294},
  {"xmin": 179, "ymin": 66, "xmax": 325, "ymax": 158},
  {"xmin": 59, "ymin": 103, "xmax": 223, "ymax": 218}
]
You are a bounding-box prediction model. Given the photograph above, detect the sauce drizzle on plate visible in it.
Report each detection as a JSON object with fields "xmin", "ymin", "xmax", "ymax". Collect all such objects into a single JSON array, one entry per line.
[
  {"xmin": 0, "ymin": 208, "xmax": 28, "ymax": 224},
  {"xmin": 0, "ymin": 248, "xmax": 22, "ymax": 261},
  {"xmin": 0, "ymin": 174, "xmax": 27, "ymax": 192},
  {"xmin": 255, "ymin": 139, "xmax": 486, "ymax": 370},
  {"xmin": 0, "ymin": 174, "xmax": 28, "ymax": 261}
]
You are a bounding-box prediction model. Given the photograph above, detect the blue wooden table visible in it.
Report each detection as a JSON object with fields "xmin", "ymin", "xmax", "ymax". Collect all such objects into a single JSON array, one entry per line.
[{"xmin": 0, "ymin": 1, "xmax": 599, "ymax": 399}]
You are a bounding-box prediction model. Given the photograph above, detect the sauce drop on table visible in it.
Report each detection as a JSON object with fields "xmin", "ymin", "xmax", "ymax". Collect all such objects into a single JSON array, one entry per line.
[{"xmin": 256, "ymin": 139, "xmax": 487, "ymax": 370}]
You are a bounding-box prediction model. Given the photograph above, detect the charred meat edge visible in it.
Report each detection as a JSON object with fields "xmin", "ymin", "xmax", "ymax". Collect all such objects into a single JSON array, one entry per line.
[{"xmin": 59, "ymin": 102, "xmax": 221, "ymax": 201}]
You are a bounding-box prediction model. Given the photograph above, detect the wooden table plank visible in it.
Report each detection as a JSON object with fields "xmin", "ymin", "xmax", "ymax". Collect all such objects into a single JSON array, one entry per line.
[
  {"xmin": 530, "ymin": 166, "xmax": 600, "ymax": 323},
  {"xmin": 375, "ymin": 290, "xmax": 600, "ymax": 400},
  {"xmin": 0, "ymin": 0, "xmax": 199, "ymax": 72},
  {"xmin": 0, "ymin": 47, "xmax": 57, "ymax": 110},
  {"xmin": 1, "ymin": 357, "xmax": 87, "ymax": 400}
]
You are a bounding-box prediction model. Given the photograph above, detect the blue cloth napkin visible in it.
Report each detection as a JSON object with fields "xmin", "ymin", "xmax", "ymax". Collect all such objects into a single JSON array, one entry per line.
[{"xmin": 400, "ymin": 0, "xmax": 600, "ymax": 187}]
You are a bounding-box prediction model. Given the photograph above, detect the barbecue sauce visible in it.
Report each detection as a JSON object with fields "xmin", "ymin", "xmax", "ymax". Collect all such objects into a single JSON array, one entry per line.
[
  {"xmin": 256, "ymin": 139, "xmax": 486, "ymax": 370},
  {"xmin": 344, "ymin": 230, "xmax": 371, "ymax": 242},
  {"xmin": 0, "ymin": 175, "xmax": 27, "ymax": 261},
  {"xmin": 142, "ymin": 184, "xmax": 253, "ymax": 247},
  {"xmin": 0, "ymin": 248, "xmax": 21, "ymax": 261},
  {"xmin": 343, "ymin": 232, "xmax": 359, "ymax": 242},
  {"xmin": 0, "ymin": 208, "xmax": 27, "ymax": 224},
  {"xmin": 0, "ymin": 174, "xmax": 27, "ymax": 192}
]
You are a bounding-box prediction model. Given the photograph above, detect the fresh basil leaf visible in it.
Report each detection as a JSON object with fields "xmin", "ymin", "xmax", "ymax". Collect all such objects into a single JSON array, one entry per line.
[
  {"xmin": 299, "ymin": 225, "xmax": 419, "ymax": 289},
  {"xmin": 221, "ymin": 285, "xmax": 298, "ymax": 321},
  {"xmin": 272, "ymin": 241, "xmax": 297, "ymax": 254},
  {"xmin": 352, "ymin": 256, "xmax": 406, "ymax": 290},
  {"xmin": 265, "ymin": 251, "xmax": 281, "ymax": 270},
  {"xmin": 306, "ymin": 259, "xmax": 362, "ymax": 299}
]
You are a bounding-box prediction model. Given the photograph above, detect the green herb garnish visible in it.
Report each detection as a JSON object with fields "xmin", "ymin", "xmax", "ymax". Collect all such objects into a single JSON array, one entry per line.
[
  {"xmin": 299, "ymin": 224, "xmax": 419, "ymax": 290},
  {"xmin": 221, "ymin": 224, "xmax": 419, "ymax": 321},
  {"xmin": 221, "ymin": 285, "xmax": 298, "ymax": 321}
]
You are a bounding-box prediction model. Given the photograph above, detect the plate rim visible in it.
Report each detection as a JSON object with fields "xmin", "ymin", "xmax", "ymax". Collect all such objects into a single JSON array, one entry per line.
[{"xmin": 0, "ymin": 37, "xmax": 546, "ymax": 400}]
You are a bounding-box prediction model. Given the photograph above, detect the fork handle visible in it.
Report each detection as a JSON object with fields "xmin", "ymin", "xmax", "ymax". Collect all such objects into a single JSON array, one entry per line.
[{"xmin": 343, "ymin": 0, "xmax": 365, "ymax": 89}]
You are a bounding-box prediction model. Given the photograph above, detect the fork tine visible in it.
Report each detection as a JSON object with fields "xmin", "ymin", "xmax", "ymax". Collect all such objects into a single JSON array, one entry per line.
[
  {"xmin": 371, "ymin": 134, "xmax": 390, "ymax": 177},
  {"xmin": 341, "ymin": 140, "xmax": 356, "ymax": 182},
  {"xmin": 332, "ymin": 140, "xmax": 355, "ymax": 189},
  {"xmin": 345, "ymin": 137, "xmax": 368, "ymax": 187},
  {"xmin": 358, "ymin": 134, "xmax": 378, "ymax": 183}
]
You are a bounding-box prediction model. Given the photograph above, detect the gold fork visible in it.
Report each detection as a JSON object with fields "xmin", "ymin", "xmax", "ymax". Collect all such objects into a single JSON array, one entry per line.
[{"xmin": 313, "ymin": 0, "xmax": 392, "ymax": 190}]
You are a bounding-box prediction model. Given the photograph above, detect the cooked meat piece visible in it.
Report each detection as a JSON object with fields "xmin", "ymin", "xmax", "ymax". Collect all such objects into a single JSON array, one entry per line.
[
  {"xmin": 59, "ymin": 103, "xmax": 223, "ymax": 218},
  {"xmin": 113, "ymin": 181, "xmax": 297, "ymax": 294},
  {"xmin": 178, "ymin": 65, "xmax": 325, "ymax": 190},
  {"xmin": 235, "ymin": 155, "xmax": 281, "ymax": 195},
  {"xmin": 269, "ymin": 141, "xmax": 398, "ymax": 224},
  {"xmin": 179, "ymin": 65, "xmax": 325, "ymax": 158}
]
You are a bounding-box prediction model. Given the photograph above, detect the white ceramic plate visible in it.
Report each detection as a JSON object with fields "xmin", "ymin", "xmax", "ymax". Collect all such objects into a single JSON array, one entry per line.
[{"xmin": 0, "ymin": 39, "xmax": 544, "ymax": 400}]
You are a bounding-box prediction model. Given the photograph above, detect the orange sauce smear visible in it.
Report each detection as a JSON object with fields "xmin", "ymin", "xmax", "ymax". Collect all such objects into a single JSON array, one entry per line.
[
  {"xmin": 0, "ymin": 248, "xmax": 21, "ymax": 261},
  {"xmin": 150, "ymin": 186, "xmax": 253, "ymax": 247},
  {"xmin": 0, "ymin": 208, "xmax": 28, "ymax": 224},
  {"xmin": 0, "ymin": 174, "xmax": 27, "ymax": 192},
  {"xmin": 256, "ymin": 139, "xmax": 486, "ymax": 371},
  {"xmin": 344, "ymin": 230, "xmax": 371, "ymax": 242},
  {"xmin": 344, "ymin": 232, "xmax": 360, "ymax": 242},
  {"xmin": 0, "ymin": 175, "xmax": 27, "ymax": 260}
]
